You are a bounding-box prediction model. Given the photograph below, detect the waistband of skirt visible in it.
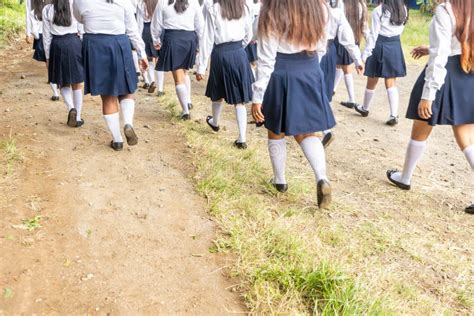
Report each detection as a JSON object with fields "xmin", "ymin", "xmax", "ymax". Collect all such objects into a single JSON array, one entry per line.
[
  {"xmin": 164, "ymin": 29, "xmax": 196, "ymax": 35},
  {"xmin": 377, "ymin": 35, "xmax": 401, "ymax": 42},
  {"xmin": 52, "ymin": 33, "xmax": 79, "ymax": 39},
  {"xmin": 213, "ymin": 41, "xmax": 243, "ymax": 52},
  {"xmin": 275, "ymin": 52, "xmax": 320, "ymax": 69}
]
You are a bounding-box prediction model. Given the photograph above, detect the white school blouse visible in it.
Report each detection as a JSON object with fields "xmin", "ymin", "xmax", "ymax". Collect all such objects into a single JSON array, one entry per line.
[
  {"xmin": 136, "ymin": 0, "xmax": 152, "ymax": 37},
  {"xmin": 197, "ymin": 2, "xmax": 253, "ymax": 75},
  {"xmin": 422, "ymin": 2, "xmax": 461, "ymax": 101},
  {"xmin": 150, "ymin": 0, "xmax": 204, "ymax": 46},
  {"xmin": 28, "ymin": 10, "xmax": 42, "ymax": 39},
  {"xmin": 73, "ymin": 0, "xmax": 146, "ymax": 59},
  {"xmin": 362, "ymin": 4, "xmax": 406, "ymax": 61},
  {"xmin": 26, "ymin": 0, "xmax": 33, "ymax": 36},
  {"xmin": 246, "ymin": 0, "xmax": 260, "ymax": 41},
  {"xmin": 42, "ymin": 4, "xmax": 83, "ymax": 59},
  {"xmin": 252, "ymin": 8, "xmax": 328, "ymax": 104},
  {"xmin": 327, "ymin": 6, "xmax": 362, "ymax": 67}
]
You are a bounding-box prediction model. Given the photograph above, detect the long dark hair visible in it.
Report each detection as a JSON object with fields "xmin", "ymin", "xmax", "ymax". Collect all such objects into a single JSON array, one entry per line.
[
  {"xmin": 32, "ymin": 0, "xmax": 51, "ymax": 21},
  {"xmin": 344, "ymin": 0, "xmax": 367, "ymax": 44},
  {"xmin": 381, "ymin": 0, "xmax": 408, "ymax": 26},
  {"xmin": 329, "ymin": 0, "xmax": 338, "ymax": 8},
  {"xmin": 451, "ymin": 0, "xmax": 474, "ymax": 73},
  {"xmin": 214, "ymin": 0, "xmax": 245, "ymax": 20},
  {"xmin": 144, "ymin": 0, "xmax": 159, "ymax": 19},
  {"xmin": 168, "ymin": 0, "xmax": 189, "ymax": 13},
  {"xmin": 52, "ymin": 0, "xmax": 72, "ymax": 27}
]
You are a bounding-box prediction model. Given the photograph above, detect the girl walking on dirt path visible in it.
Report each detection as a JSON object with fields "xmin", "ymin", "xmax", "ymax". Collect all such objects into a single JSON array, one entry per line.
[
  {"xmin": 43, "ymin": 0, "xmax": 85, "ymax": 128},
  {"xmin": 151, "ymin": 0, "xmax": 204, "ymax": 121},
  {"xmin": 73, "ymin": 0, "xmax": 148, "ymax": 151},
  {"xmin": 386, "ymin": 0, "xmax": 474, "ymax": 215},
  {"xmin": 196, "ymin": 0, "xmax": 254, "ymax": 150},
  {"xmin": 354, "ymin": 0, "xmax": 408, "ymax": 126},
  {"xmin": 252, "ymin": 0, "xmax": 335, "ymax": 209}
]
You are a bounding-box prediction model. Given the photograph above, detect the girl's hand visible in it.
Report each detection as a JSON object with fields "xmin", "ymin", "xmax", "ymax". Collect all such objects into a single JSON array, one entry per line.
[
  {"xmin": 195, "ymin": 73, "xmax": 204, "ymax": 81},
  {"xmin": 418, "ymin": 99, "xmax": 433, "ymax": 119},
  {"xmin": 26, "ymin": 35, "xmax": 33, "ymax": 44},
  {"xmin": 252, "ymin": 103, "xmax": 265, "ymax": 123},
  {"xmin": 139, "ymin": 58, "xmax": 149, "ymax": 72},
  {"xmin": 355, "ymin": 64, "xmax": 364, "ymax": 75},
  {"xmin": 411, "ymin": 46, "xmax": 429, "ymax": 60},
  {"xmin": 154, "ymin": 43, "xmax": 161, "ymax": 50}
]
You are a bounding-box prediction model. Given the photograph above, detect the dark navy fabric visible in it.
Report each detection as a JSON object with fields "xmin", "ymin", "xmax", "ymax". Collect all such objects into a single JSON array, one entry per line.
[
  {"xmin": 157, "ymin": 29, "xmax": 197, "ymax": 71},
  {"xmin": 262, "ymin": 52, "xmax": 336, "ymax": 136},
  {"xmin": 48, "ymin": 33, "xmax": 84, "ymax": 86},
  {"xmin": 205, "ymin": 41, "xmax": 254, "ymax": 105},
  {"xmin": 245, "ymin": 42, "xmax": 258, "ymax": 63},
  {"xmin": 142, "ymin": 22, "xmax": 159, "ymax": 58},
  {"xmin": 82, "ymin": 33, "xmax": 138, "ymax": 96},
  {"xmin": 406, "ymin": 55, "xmax": 474, "ymax": 126},
  {"xmin": 320, "ymin": 39, "xmax": 337, "ymax": 102},
  {"xmin": 335, "ymin": 37, "xmax": 353, "ymax": 65},
  {"xmin": 33, "ymin": 34, "xmax": 46, "ymax": 62},
  {"xmin": 364, "ymin": 35, "xmax": 406, "ymax": 78}
]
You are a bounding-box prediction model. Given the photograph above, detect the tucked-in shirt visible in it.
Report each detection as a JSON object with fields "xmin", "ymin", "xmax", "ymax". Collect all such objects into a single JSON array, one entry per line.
[
  {"xmin": 42, "ymin": 4, "xmax": 83, "ymax": 59},
  {"xmin": 327, "ymin": 6, "xmax": 362, "ymax": 67},
  {"xmin": 150, "ymin": 0, "xmax": 204, "ymax": 46},
  {"xmin": 362, "ymin": 4, "xmax": 406, "ymax": 61},
  {"xmin": 252, "ymin": 7, "xmax": 328, "ymax": 104},
  {"xmin": 73, "ymin": 0, "xmax": 146, "ymax": 58},
  {"xmin": 197, "ymin": 2, "xmax": 252, "ymax": 75},
  {"xmin": 28, "ymin": 10, "xmax": 42, "ymax": 39},
  {"xmin": 422, "ymin": 2, "xmax": 461, "ymax": 101},
  {"xmin": 136, "ymin": 0, "xmax": 153, "ymax": 37}
]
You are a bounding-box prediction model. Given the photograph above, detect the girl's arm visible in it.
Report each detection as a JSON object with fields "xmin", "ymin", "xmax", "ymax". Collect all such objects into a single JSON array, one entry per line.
[
  {"xmin": 196, "ymin": 3, "xmax": 215, "ymax": 75},
  {"xmin": 361, "ymin": 5, "xmax": 382, "ymax": 62}
]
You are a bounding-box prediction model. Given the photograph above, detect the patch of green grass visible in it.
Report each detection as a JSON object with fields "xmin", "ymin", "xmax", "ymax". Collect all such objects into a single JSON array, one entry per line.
[
  {"xmin": 1, "ymin": 132, "xmax": 22, "ymax": 174},
  {"xmin": 0, "ymin": 0, "xmax": 25, "ymax": 45},
  {"xmin": 22, "ymin": 215, "xmax": 42, "ymax": 231}
]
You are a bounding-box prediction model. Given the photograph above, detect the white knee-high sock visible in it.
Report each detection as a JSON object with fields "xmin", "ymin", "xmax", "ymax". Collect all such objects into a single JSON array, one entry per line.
[
  {"xmin": 463, "ymin": 145, "xmax": 474, "ymax": 170},
  {"xmin": 184, "ymin": 74, "xmax": 192, "ymax": 105},
  {"xmin": 60, "ymin": 87, "xmax": 74, "ymax": 111},
  {"xmin": 148, "ymin": 61, "xmax": 155, "ymax": 83},
  {"xmin": 268, "ymin": 138, "xmax": 287, "ymax": 184},
  {"xmin": 175, "ymin": 84, "xmax": 189, "ymax": 114},
  {"xmin": 157, "ymin": 71, "xmax": 164, "ymax": 92},
  {"xmin": 72, "ymin": 89, "xmax": 83, "ymax": 121},
  {"xmin": 132, "ymin": 50, "xmax": 140, "ymax": 73},
  {"xmin": 299, "ymin": 137, "xmax": 328, "ymax": 182},
  {"xmin": 387, "ymin": 87, "xmax": 399, "ymax": 117},
  {"xmin": 391, "ymin": 139, "xmax": 427, "ymax": 185},
  {"xmin": 235, "ymin": 104, "xmax": 247, "ymax": 143},
  {"xmin": 344, "ymin": 74, "xmax": 356, "ymax": 103},
  {"xmin": 334, "ymin": 68, "xmax": 344, "ymax": 93},
  {"xmin": 120, "ymin": 98, "xmax": 135, "ymax": 127},
  {"xmin": 362, "ymin": 89, "xmax": 375, "ymax": 111},
  {"xmin": 50, "ymin": 83, "xmax": 59, "ymax": 97},
  {"xmin": 143, "ymin": 70, "xmax": 151, "ymax": 84},
  {"xmin": 103, "ymin": 113, "xmax": 123, "ymax": 143},
  {"xmin": 210, "ymin": 101, "xmax": 223, "ymax": 127}
]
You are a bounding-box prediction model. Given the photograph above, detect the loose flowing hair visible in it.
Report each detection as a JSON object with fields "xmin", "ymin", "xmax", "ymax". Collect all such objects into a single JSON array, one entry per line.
[
  {"xmin": 32, "ymin": 0, "xmax": 51, "ymax": 21},
  {"xmin": 53, "ymin": 0, "xmax": 72, "ymax": 27},
  {"xmin": 381, "ymin": 0, "xmax": 408, "ymax": 26},
  {"xmin": 144, "ymin": 0, "xmax": 159, "ymax": 19},
  {"xmin": 344, "ymin": 0, "xmax": 367, "ymax": 44},
  {"xmin": 214, "ymin": 0, "xmax": 245, "ymax": 20},
  {"xmin": 258, "ymin": 0, "xmax": 327, "ymax": 49},
  {"xmin": 168, "ymin": 0, "xmax": 189, "ymax": 13},
  {"xmin": 451, "ymin": 0, "xmax": 474, "ymax": 73}
]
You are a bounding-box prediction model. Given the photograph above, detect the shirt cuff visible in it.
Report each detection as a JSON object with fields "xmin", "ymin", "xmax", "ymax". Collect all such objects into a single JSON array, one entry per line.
[
  {"xmin": 422, "ymin": 86, "xmax": 437, "ymax": 101},
  {"xmin": 252, "ymin": 93, "xmax": 264, "ymax": 104},
  {"xmin": 354, "ymin": 58, "xmax": 363, "ymax": 67},
  {"xmin": 197, "ymin": 65, "xmax": 207, "ymax": 75}
]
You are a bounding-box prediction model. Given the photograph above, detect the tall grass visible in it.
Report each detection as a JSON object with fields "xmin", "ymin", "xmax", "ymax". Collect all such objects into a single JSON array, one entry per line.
[
  {"xmin": 0, "ymin": 0, "xmax": 25, "ymax": 44},
  {"xmin": 1, "ymin": 131, "xmax": 21, "ymax": 174}
]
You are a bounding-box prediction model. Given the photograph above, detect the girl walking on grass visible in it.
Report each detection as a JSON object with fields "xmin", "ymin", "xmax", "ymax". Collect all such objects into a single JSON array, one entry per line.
[{"xmin": 252, "ymin": 0, "xmax": 335, "ymax": 209}]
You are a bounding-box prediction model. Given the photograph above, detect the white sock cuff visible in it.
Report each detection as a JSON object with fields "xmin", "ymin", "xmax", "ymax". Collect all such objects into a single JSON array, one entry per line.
[
  {"xmin": 344, "ymin": 74, "xmax": 353, "ymax": 79},
  {"xmin": 365, "ymin": 89, "xmax": 375, "ymax": 94},
  {"xmin": 409, "ymin": 139, "xmax": 427, "ymax": 147},
  {"xmin": 268, "ymin": 138, "xmax": 286, "ymax": 145},
  {"xmin": 104, "ymin": 112, "xmax": 119, "ymax": 119},
  {"xmin": 386, "ymin": 86, "xmax": 398, "ymax": 93}
]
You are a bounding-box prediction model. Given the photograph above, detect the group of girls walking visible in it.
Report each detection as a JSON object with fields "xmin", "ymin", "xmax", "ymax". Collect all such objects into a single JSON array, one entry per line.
[{"xmin": 25, "ymin": 0, "xmax": 473, "ymax": 213}]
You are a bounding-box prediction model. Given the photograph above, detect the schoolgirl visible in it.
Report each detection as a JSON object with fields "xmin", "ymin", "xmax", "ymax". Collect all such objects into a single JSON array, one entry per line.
[
  {"xmin": 43, "ymin": 0, "xmax": 84, "ymax": 127},
  {"xmin": 252, "ymin": 0, "xmax": 334, "ymax": 209},
  {"xmin": 354, "ymin": 0, "xmax": 408, "ymax": 126},
  {"xmin": 333, "ymin": 0, "xmax": 368, "ymax": 109},
  {"xmin": 387, "ymin": 0, "xmax": 474, "ymax": 214},
  {"xmin": 151, "ymin": 0, "xmax": 204, "ymax": 120},
  {"xmin": 27, "ymin": 0, "xmax": 61, "ymax": 101},
  {"xmin": 320, "ymin": 0, "xmax": 363, "ymax": 147},
  {"xmin": 73, "ymin": 0, "xmax": 148, "ymax": 151},
  {"xmin": 137, "ymin": 0, "xmax": 166, "ymax": 96},
  {"xmin": 196, "ymin": 0, "xmax": 254, "ymax": 149},
  {"xmin": 244, "ymin": 0, "xmax": 260, "ymax": 69},
  {"xmin": 130, "ymin": 0, "xmax": 143, "ymax": 79}
]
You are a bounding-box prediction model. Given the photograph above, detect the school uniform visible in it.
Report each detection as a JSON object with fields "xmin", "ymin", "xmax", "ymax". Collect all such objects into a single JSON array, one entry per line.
[
  {"xmin": 406, "ymin": 2, "xmax": 474, "ymax": 126},
  {"xmin": 253, "ymin": 33, "xmax": 336, "ymax": 136},
  {"xmin": 335, "ymin": 2, "xmax": 367, "ymax": 66},
  {"xmin": 151, "ymin": 0, "xmax": 204, "ymax": 72},
  {"xmin": 29, "ymin": 10, "xmax": 47, "ymax": 62},
  {"xmin": 42, "ymin": 4, "xmax": 84, "ymax": 87},
  {"xmin": 137, "ymin": 1, "xmax": 159, "ymax": 59},
  {"xmin": 73, "ymin": 0, "xmax": 146, "ymax": 96},
  {"xmin": 244, "ymin": 0, "xmax": 260, "ymax": 63},
  {"xmin": 197, "ymin": 2, "xmax": 254, "ymax": 105},
  {"xmin": 362, "ymin": 4, "xmax": 407, "ymax": 78}
]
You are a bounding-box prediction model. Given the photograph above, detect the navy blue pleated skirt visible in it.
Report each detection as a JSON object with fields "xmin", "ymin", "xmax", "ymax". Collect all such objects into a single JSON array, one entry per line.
[
  {"xmin": 245, "ymin": 42, "xmax": 258, "ymax": 63},
  {"xmin": 82, "ymin": 33, "xmax": 138, "ymax": 96},
  {"xmin": 335, "ymin": 37, "xmax": 353, "ymax": 65},
  {"xmin": 364, "ymin": 35, "xmax": 406, "ymax": 78},
  {"xmin": 157, "ymin": 29, "xmax": 197, "ymax": 72},
  {"xmin": 205, "ymin": 41, "xmax": 254, "ymax": 105},
  {"xmin": 262, "ymin": 52, "xmax": 336, "ymax": 136},
  {"xmin": 142, "ymin": 22, "xmax": 159, "ymax": 59},
  {"xmin": 32, "ymin": 34, "xmax": 46, "ymax": 62},
  {"xmin": 48, "ymin": 33, "xmax": 84, "ymax": 86},
  {"xmin": 320, "ymin": 39, "xmax": 337, "ymax": 102},
  {"xmin": 406, "ymin": 55, "xmax": 474, "ymax": 126}
]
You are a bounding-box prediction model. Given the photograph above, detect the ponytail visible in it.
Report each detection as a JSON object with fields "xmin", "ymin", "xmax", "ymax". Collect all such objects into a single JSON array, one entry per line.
[{"xmin": 52, "ymin": 0, "xmax": 72, "ymax": 27}]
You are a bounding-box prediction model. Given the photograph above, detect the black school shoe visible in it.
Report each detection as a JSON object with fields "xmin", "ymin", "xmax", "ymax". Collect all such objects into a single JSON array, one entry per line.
[
  {"xmin": 317, "ymin": 179, "xmax": 332, "ymax": 209},
  {"xmin": 270, "ymin": 179, "xmax": 288, "ymax": 193},
  {"xmin": 148, "ymin": 82, "xmax": 156, "ymax": 93},
  {"xmin": 233, "ymin": 140, "xmax": 248, "ymax": 149},
  {"xmin": 465, "ymin": 205, "xmax": 474, "ymax": 214},
  {"xmin": 322, "ymin": 131, "xmax": 335, "ymax": 148},
  {"xmin": 206, "ymin": 116, "xmax": 220, "ymax": 132},
  {"xmin": 142, "ymin": 83, "xmax": 150, "ymax": 89},
  {"xmin": 180, "ymin": 113, "xmax": 191, "ymax": 121},
  {"xmin": 340, "ymin": 101, "xmax": 357, "ymax": 109},
  {"xmin": 386, "ymin": 116, "xmax": 399, "ymax": 126},
  {"xmin": 110, "ymin": 141, "xmax": 123, "ymax": 151},
  {"xmin": 67, "ymin": 108, "xmax": 77, "ymax": 127},
  {"xmin": 157, "ymin": 91, "xmax": 165, "ymax": 97},
  {"xmin": 51, "ymin": 96, "xmax": 60, "ymax": 101},
  {"xmin": 124, "ymin": 124, "xmax": 138, "ymax": 146},
  {"xmin": 354, "ymin": 105, "xmax": 369, "ymax": 117},
  {"xmin": 386, "ymin": 169, "xmax": 411, "ymax": 190}
]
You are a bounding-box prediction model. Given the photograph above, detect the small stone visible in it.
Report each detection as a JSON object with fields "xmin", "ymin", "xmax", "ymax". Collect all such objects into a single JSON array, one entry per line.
[{"xmin": 20, "ymin": 75, "xmax": 26, "ymax": 79}]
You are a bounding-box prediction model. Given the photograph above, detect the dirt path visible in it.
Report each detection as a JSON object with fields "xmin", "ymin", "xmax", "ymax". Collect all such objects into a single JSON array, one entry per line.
[{"xmin": 0, "ymin": 41, "xmax": 245, "ymax": 314}]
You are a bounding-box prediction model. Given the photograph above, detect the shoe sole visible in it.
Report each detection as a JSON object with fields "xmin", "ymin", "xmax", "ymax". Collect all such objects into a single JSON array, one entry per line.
[
  {"xmin": 124, "ymin": 126, "xmax": 138, "ymax": 146},
  {"xmin": 67, "ymin": 109, "xmax": 77, "ymax": 128},
  {"xmin": 386, "ymin": 171, "xmax": 410, "ymax": 190},
  {"xmin": 317, "ymin": 181, "xmax": 332, "ymax": 209},
  {"xmin": 322, "ymin": 134, "xmax": 335, "ymax": 148}
]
